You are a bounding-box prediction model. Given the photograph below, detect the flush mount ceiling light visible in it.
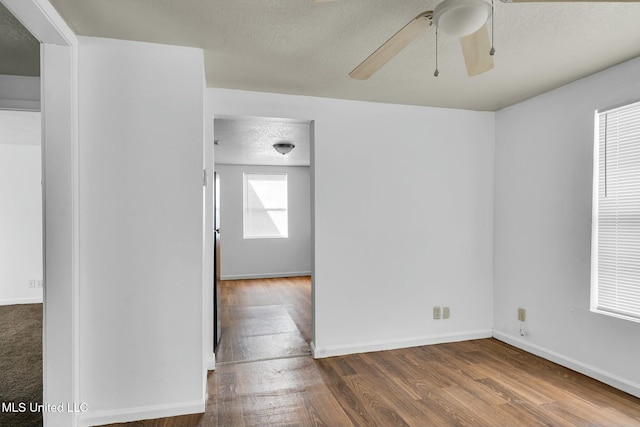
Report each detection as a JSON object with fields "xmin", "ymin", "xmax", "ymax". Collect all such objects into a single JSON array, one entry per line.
[
  {"xmin": 433, "ymin": 0, "xmax": 492, "ymax": 37},
  {"xmin": 273, "ymin": 142, "xmax": 295, "ymax": 155}
]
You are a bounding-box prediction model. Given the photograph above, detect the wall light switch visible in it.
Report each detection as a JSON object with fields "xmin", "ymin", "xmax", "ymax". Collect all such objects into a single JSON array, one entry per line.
[
  {"xmin": 443, "ymin": 307, "xmax": 450, "ymax": 319},
  {"xmin": 518, "ymin": 308, "xmax": 526, "ymax": 322},
  {"xmin": 433, "ymin": 306, "xmax": 441, "ymax": 320}
]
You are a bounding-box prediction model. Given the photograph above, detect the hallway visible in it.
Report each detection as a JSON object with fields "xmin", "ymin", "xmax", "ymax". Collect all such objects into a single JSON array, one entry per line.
[{"xmin": 215, "ymin": 276, "xmax": 311, "ymax": 364}]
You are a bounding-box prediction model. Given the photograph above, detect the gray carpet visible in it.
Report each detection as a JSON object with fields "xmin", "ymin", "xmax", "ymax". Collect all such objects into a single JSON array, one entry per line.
[{"xmin": 0, "ymin": 303, "xmax": 43, "ymax": 427}]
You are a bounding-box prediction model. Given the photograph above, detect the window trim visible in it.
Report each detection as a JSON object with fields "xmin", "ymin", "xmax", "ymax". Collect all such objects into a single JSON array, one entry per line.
[
  {"xmin": 590, "ymin": 99, "xmax": 640, "ymax": 324},
  {"xmin": 242, "ymin": 172, "xmax": 289, "ymax": 240}
]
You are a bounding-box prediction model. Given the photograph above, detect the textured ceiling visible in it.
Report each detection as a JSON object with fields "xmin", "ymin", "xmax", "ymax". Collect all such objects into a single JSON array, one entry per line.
[
  {"xmin": 0, "ymin": 2, "xmax": 40, "ymax": 77},
  {"xmin": 47, "ymin": 0, "xmax": 640, "ymax": 111},
  {"xmin": 214, "ymin": 117, "xmax": 311, "ymax": 166}
]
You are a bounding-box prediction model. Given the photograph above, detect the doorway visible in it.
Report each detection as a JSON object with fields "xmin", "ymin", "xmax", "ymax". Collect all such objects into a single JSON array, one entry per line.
[
  {"xmin": 213, "ymin": 115, "xmax": 313, "ymax": 364},
  {"xmin": 1, "ymin": 1, "xmax": 79, "ymax": 425},
  {"xmin": 0, "ymin": 109, "xmax": 43, "ymax": 427},
  {"xmin": 0, "ymin": 3, "xmax": 43, "ymax": 426}
]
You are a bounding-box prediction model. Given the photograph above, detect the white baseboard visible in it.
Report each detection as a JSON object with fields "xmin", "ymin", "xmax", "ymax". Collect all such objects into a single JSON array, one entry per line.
[
  {"xmin": 0, "ymin": 296, "xmax": 43, "ymax": 306},
  {"xmin": 221, "ymin": 271, "xmax": 311, "ymax": 281},
  {"xmin": 311, "ymin": 329, "xmax": 493, "ymax": 359},
  {"xmin": 493, "ymin": 330, "xmax": 640, "ymax": 399},
  {"xmin": 79, "ymin": 399, "xmax": 205, "ymax": 427}
]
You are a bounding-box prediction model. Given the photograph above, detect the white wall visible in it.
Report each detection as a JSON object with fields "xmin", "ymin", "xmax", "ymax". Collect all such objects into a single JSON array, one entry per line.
[
  {"xmin": 77, "ymin": 37, "xmax": 205, "ymax": 425},
  {"xmin": 0, "ymin": 99, "xmax": 43, "ymax": 306},
  {"xmin": 207, "ymin": 89, "xmax": 495, "ymax": 357},
  {"xmin": 0, "ymin": 74, "xmax": 40, "ymax": 110},
  {"xmin": 0, "ymin": 130, "xmax": 43, "ymax": 305},
  {"xmin": 494, "ymin": 56, "xmax": 640, "ymax": 397},
  {"xmin": 40, "ymin": 40, "xmax": 79, "ymax": 427},
  {"xmin": 215, "ymin": 164, "xmax": 311, "ymax": 280}
]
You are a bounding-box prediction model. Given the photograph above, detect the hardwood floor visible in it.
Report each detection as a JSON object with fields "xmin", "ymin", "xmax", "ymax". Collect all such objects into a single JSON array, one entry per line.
[
  {"xmin": 215, "ymin": 276, "xmax": 312, "ymax": 364},
  {"xmin": 105, "ymin": 278, "xmax": 640, "ymax": 427}
]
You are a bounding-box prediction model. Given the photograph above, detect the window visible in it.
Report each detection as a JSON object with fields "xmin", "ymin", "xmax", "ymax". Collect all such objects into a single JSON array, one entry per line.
[
  {"xmin": 243, "ymin": 173, "xmax": 288, "ymax": 239},
  {"xmin": 592, "ymin": 100, "xmax": 640, "ymax": 322}
]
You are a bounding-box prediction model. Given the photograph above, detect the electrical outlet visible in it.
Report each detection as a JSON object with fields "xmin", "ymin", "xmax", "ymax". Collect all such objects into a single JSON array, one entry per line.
[
  {"xmin": 518, "ymin": 308, "xmax": 526, "ymax": 322},
  {"xmin": 443, "ymin": 307, "xmax": 450, "ymax": 319},
  {"xmin": 433, "ymin": 306, "xmax": 442, "ymax": 320},
  {"xmin": 28, "ymin": 279, "xmax": 43, "ymax": 288}
]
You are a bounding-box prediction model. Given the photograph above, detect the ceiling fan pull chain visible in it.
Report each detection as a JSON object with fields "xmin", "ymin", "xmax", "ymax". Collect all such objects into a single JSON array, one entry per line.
[
  {"xmin": 434, "ymin": 27, "xmax": 440, "ymax": 77},
  {"xmin": 490, "ymin": 0, "xmax": 496, "ymax": 56}
]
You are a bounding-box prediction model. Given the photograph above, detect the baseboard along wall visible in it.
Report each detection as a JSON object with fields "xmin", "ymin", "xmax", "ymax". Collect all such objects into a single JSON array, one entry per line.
[
  {"xmin": 220, "ymin": 271, "xmax": 311, "ymax": 281},
  {"xmin": 79, "ymin": 399, "xmax": 205, "ymax": 427},
  {"xmin": 80, "ymin": 329, "xmax": 640, "ymax": 425},
  {"xmin": 492, "ymin": 330, "xmax": 640, "ymax": 399},
  {"xmin": 311, "ymin": 329, "xmax": 493, "ymax": 359},
  {"xmin": 0, "ymin": 296, "xmax": 43, "ymax": 306},
  {"xmin": 311, "ymin": 328, "xmax": 640, "ymax": 399}
]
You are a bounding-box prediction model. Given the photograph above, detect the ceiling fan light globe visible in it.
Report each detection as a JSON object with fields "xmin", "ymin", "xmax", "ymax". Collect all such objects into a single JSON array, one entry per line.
[{"xmin": 433, "ymin": 0, "xmax": 492, "ymax": 37}]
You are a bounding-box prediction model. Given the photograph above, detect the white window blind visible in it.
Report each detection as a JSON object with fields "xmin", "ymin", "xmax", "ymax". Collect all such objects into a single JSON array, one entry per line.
[
  {"xmin": 243, "ymin": 173, "xmax": 288, "ymax": 239},
  {"xmin": 592, "ymin": 100, "xmax": 640, "ymax": 322}
]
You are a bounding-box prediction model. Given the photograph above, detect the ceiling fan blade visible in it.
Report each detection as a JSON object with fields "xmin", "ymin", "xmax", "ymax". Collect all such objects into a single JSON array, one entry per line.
[
  {"xmin": 349, "ymin": 12, "xmax": 433, "ymax": 80},
  {"xmin": 459, "ymin": 25, "xmax": 494, "ymax": 77}
]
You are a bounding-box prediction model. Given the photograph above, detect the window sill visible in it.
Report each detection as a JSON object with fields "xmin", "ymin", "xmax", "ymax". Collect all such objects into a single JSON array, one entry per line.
[
  {"xmin": 590, "ymin": 308, "xmax": 640, "ymax": 324},
  {"xmin": 243, "ymin": 235, "xmax": 288, "ymax": 240}
]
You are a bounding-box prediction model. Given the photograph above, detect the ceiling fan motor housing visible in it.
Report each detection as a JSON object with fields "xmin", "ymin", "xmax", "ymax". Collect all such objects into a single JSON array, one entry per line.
[{"xmin": 433, "ymin": 0, "xmax": 492, "ymax": 37}]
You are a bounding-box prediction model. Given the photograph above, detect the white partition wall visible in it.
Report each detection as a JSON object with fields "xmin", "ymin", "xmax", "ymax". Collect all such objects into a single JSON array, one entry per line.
[
  {"xmin": 207, "ymin": 89, "xmax": 496, "ymax": 358},
  {"xmin": 2, "ymin": 5, "xmax": 209, "ymax": 425},
  {"xmin": 76, "ymin": 37, "xmax": 206, "ymax": 426}
]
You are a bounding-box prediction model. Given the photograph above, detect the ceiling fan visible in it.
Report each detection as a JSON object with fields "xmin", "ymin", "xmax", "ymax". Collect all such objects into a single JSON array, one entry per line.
[
  {"xmin": 349, "ymin": 0, "xmax": 495, "ymax": 79},
  {"xmin": 316, "ymin": 0, "xmax": 639, "ymax": 79}
]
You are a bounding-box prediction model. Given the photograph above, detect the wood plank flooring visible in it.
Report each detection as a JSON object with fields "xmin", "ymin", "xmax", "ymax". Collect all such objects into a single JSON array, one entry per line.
[
  {"xmin": 105, "ymin": 278, "xmax": 640, "ymax": 427},
  {"xmin": 215, "ymin": 276, "xmax": 311, "ymax": 364}
]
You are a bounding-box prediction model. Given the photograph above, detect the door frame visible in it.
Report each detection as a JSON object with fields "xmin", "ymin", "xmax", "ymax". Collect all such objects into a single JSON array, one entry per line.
[
  {"xmin": 0, "ymin": 1, "xmax": 80, "ymax": 425},
  {"xmin": 208, "ymin": 114, "xmax": 316, "ymax": 367}
]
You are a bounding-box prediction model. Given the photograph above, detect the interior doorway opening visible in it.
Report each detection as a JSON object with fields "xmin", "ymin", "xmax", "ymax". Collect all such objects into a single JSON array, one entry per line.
[
  {"xmin": 0, "ymin": 3, "xmax": 43, "ymax": 425},
  {"xmin": 212, "ymin": 115, "xmax": 314, "ymax": 365},
  {"xmin": 0, "ymin": 108, "xmax": 43, "ymax": 427},
  {"xmin": 1, "ymin": 1, "xmax": 79, "ymax": 425}
]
